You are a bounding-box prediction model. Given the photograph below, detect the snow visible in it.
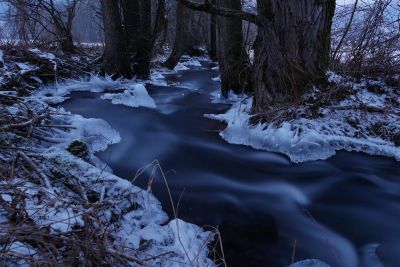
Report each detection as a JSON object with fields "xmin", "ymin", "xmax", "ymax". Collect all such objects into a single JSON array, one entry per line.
[
  {"xmin": 101, "ymin": 85, "xmax": 156, "ymax": 109},
  {"xmin": 206, "ymin": 76, "xmax": 400, "ymax": 163},
  {"xmin": 29, "ymin": 48, "xmax": 57, "ymax": 71}
]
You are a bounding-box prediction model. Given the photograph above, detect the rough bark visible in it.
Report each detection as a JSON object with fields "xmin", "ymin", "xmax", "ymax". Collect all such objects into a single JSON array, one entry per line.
[
  {"xmin": 100, "ymin": 0, "xmax": 133, "ymax": 79},
  {"xmin": 217, "ymin": 0, "xmax": 251, "ymax": 96},
  {"xmin": 252, "ymin": 0, "xmax": 336, "ymax": 115}
]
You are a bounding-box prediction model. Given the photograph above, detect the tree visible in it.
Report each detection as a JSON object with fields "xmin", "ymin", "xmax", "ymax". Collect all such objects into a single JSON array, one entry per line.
[
  {"xmin": 252, "ymin": 0, "xmax": 335, "ymax": 116},
  {"xmin": 100, "ymin": 0, "xmax": 133, "ymax": 79},
  {"xmin": 216, "ymin": 0, "xmax": 251, "ymax": 96},
  {"xmin": 176, "ymin": 0, "xmax": 336, "ymax": 116},
  {"xmin": 121, "ymin": 0, "xmax": 140, "ymax": 54},
  {"xmin": 6, "ymin": 0, "xmax": 78, "ymax": 53}
]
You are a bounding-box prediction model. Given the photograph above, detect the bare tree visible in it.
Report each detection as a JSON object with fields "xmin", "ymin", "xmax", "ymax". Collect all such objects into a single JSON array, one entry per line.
[
  {"xmin": 331, "ymin": 0, "xmax": 400, "ymax": 81},
  {"xmin": 5, "ymin": 0, "xmax": 78, "ymax": 53},
  {"xmin": 176, "ymin": 0, "xmax": 336, "ymax": 117}
]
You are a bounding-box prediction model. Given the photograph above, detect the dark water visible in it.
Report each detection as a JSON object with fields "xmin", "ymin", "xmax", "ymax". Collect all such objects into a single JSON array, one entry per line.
[{"xmin": 62, "ymin": 61, "xmax": 400, "ymax": 267}]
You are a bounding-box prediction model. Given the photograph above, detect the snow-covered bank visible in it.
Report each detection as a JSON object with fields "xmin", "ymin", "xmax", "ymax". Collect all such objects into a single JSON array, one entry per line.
[
  {"xmin": 0, "ymin": 98, "xmax": 214, "ymax": 266},
  {"xmin": 206, "ymin": 74, "xmax": 400, "ymax": 163},
  {"xmin": 0, "ymin": 48, "xmax": 215, "ymax": 266}
]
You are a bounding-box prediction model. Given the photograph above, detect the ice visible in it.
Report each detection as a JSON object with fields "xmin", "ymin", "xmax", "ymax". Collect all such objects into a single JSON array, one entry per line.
[
  {"xmin": 43, "ymin": 147, "xmax": 214, "ymax": 266},
  {"xmin": 206, "ymin": 82, "xmax": 400, "ymax": 163},
  {"xmin": 66, "ymin": 114, "xmax": 122, "ymax": 152},
  {"xmin": 209, "ymin": 89, "xmax": 247, "ymax": 104},
  {"xmin": 289, "ymin": 259, "xmax": 330, "ymax": 267},
  {"xmin": 101, "ymin": 84, "xmax": 156, "ymax": 109},
  {"xmin": 35, "ymin": 75, "xmax": 124, "ymax": 104}
]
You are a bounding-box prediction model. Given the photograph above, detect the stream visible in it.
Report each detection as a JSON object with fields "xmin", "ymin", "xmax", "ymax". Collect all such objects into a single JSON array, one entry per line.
[{"xmin": 61, "ymin": 59, "xmax": 400, "ymax": 267}]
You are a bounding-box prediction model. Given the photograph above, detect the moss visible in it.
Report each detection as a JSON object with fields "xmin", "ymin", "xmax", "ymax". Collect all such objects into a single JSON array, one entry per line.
[{"xmin": 66, "ymin": 140, "xmax": 90, "ymax": 162}]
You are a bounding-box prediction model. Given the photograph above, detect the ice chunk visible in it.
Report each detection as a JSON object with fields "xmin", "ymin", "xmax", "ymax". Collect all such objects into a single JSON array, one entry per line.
[{"xmin": 101, "ymin": 84, "xmax": 156, "ymax": 109}]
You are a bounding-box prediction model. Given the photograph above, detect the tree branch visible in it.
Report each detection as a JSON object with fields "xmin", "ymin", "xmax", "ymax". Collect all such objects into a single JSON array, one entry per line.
[{"xmin": 175, "ymin": 0, "xmax": 264, "ymax": 26}]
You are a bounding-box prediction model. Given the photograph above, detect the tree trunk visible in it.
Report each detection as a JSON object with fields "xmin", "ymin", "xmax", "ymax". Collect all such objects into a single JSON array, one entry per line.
[
  {"xmin": 151, "ymin": 0, "xmax": 167, "ymax": 51},
  {"xmin": 252, "ymin": 0, "xmax": 336, "ymax": 115},
  {"xmin": 216, "ymin": 0, "xmax": 251, "ymax": 96},
  {"xmin": 121, "ymin": 0, "xmax": 140, "ymax": 54},
  {"xmin": 100, "ymin": 0, "xmax": 133, "ymax": 79},
  {"xmin": 208, "ymin": 0, "xmax": 217, "ymax": 61},
  {"xmin": 133, "ymin": 0, "xmax": 152, "ymax": 78},
  {"xmin": 163, "ymin": 2, "xmax": 188, "ymax": 69}
]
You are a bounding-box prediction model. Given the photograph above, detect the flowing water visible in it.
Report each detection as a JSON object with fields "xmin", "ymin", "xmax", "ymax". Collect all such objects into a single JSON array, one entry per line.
[{"xmin": 62, "ymin": 60, "xmax": 400, "ymax": 267}]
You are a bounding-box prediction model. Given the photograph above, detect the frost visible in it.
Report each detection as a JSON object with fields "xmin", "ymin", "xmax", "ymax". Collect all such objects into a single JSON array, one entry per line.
[{"xmin": 101, "ymin": 84, "xmax": 156, "ymax": 109}]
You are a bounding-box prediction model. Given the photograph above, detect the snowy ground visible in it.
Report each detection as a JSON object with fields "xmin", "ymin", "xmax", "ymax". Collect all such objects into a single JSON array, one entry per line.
[{"xmin": 207, "ymin": 72, "xmax": 400, "ymax": 163}]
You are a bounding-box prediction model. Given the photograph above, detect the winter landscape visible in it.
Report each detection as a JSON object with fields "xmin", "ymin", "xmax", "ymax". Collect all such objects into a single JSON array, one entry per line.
[{"xmin": 0, "ymin": 0, "xmax": 399, "ymax": 266}]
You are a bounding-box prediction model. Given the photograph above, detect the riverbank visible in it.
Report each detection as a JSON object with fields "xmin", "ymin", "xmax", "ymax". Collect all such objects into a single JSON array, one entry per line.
[{"xmin": 0, "ymin": 47, "xmax": 216, "ymax": 266}]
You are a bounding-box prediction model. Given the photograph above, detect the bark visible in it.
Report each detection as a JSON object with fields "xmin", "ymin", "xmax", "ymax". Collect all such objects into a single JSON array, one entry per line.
[
  {"xmin": 216, "ymin": 0, "xmax": 251, "ymax": 96},
  {"xmin": 133, "ymin": 0, "xmax": 152, "ymax": 78},
  {"xmin": 151, "ymin": 0, "xmax": 167, "ymax": 51},
  {"xmin": 121, "ymin": 0, "xmax": 140, "ymax": 53},
  {"xmin": 252, "ymin": 0, "xmax": 336, "ymax": 115},
  {"xmin": 100, "ymin": 0, "xmax": 133, "ymax": 79},
  {"xmin": 208, "ymin": 0, "xmax": 217, "ymax": 61}
]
